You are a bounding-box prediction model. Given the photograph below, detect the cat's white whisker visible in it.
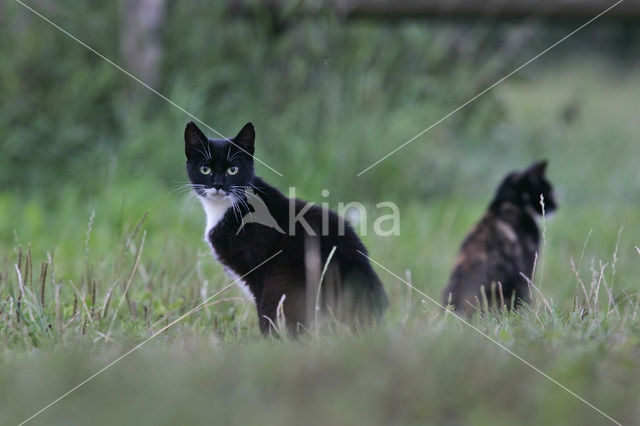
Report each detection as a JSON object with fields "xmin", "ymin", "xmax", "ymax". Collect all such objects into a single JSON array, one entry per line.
[
  {"xmin": 228, "ymin": 189, "xmax": 254, "ymax": 226},
  {"xmin": 166, "ymin": 183, "xmax": 206, "ymax": 197}
]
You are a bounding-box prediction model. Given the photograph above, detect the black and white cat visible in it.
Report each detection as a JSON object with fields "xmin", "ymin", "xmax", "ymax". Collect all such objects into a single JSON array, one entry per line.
[
  {"xmin": 185, "ymin": 121, "xmax": 389, "ymax": 335},
  {"xmin": 442, "ymin": 160, "xmax": 557, "ymax": 315}
]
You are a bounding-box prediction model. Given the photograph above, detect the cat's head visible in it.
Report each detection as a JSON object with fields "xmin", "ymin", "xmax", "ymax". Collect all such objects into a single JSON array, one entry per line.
[
  {"xmin": 493, "ymin": 160, "xmax": 557, "ymax": 215},
  {"xmin": 184, "ymin": 121, "xmax": 255, "ymax": 200}
]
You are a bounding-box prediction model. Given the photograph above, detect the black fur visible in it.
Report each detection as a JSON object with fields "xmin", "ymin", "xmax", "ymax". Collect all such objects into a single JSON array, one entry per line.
[
  {"xmin": 185, "ymin": 121, "xmax": 389, "ymax": 335},
  {"xmin": 442, "ymin": 161, "xmax": 557, "ymax": 315}
]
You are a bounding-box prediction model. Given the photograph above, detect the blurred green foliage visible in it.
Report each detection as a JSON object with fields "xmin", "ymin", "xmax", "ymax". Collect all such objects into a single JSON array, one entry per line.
[
  {"xmin": 2, "ymin": 3, "xmax": 640, "ymax": 425},
  {"xmin": 6, "ymin": 2, "xmax": 637, "ymax": 201}
]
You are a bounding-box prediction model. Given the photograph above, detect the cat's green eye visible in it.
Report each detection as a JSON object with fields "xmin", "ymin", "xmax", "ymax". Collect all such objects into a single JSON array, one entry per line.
[
  {"xmin": 227, "ymin": 166, "xmax": 239, "ymax": 176},
  {"xmin": 199, "ymin": 166, "xmax": 212, "ymax": 175}
]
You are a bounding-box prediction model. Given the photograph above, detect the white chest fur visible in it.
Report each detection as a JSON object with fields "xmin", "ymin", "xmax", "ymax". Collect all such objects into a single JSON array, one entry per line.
[
  {"xmin": 199, "ymin": 196, "xmax": 255, "ymax": 301},
  {"xmin": 200, "ymin": 196, "xmax": 232, "ymax": 242}
]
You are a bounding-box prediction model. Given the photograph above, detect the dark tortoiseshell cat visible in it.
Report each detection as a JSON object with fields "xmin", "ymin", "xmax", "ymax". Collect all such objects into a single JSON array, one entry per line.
[
  {"xmin": 184, "ymin": 121, "xmax": 388, "ymax": 335},
  {"xmin": 442, "ymin": 161, "xmax": 557, "ymax": 315}
]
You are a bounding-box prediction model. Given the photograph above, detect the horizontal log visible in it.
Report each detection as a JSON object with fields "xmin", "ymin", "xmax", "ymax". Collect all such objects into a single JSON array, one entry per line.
[{"xmin": 330, "ymin": 0, "xmax": 640, "ymax": 21}]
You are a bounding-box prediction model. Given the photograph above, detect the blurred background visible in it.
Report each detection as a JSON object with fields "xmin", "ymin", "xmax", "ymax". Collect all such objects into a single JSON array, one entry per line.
[
  {"xmin": 3, "ymin": 2, "xmax": 640, "ymax": 425},
  {"xmin": 1, "ymin": 0, "xmax": 640, "ymax": 306}
]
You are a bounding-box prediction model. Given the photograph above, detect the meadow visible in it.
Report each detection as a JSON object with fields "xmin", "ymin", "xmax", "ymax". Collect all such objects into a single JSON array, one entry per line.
[{"xmin": 1, "ymin": 2, "xmax": 640, "ymax": 425}]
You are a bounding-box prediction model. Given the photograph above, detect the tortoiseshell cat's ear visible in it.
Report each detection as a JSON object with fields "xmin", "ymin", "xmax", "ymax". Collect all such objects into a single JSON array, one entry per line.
[
  {"xmin": 184, "ymin": 121, "xmax": 208, "ymax": 159},
  {"xmin": 525, "ymin": 160, "xmax": 548, "ymax": 180},
  {"xmin": 234, "ymin": 122, "xmax": 255, "ymax": 155}
]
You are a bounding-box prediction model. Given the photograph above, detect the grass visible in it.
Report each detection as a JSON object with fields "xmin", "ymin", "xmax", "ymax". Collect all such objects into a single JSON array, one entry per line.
[
  {"xmin": 2, "ymin": 17, "xmax": 640, "ymax": 426},
  {"xmin": 1, "ymin": 257, "xmax": 639, "ymax": 425},
  {"xmin": 2, "ymin": 197, "xmax": 639, "ymax": 424}
]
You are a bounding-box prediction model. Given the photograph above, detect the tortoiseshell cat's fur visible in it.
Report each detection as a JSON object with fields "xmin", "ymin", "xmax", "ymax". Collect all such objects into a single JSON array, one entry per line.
[{"xmin": 442, "ymin": 161, "xmax": 557, "ymax": 315}]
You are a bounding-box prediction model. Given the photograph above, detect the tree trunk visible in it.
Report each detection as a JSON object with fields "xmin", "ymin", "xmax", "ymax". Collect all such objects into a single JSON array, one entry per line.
[{"xmin": 120, "ymin": 0, "xmax": 166, "ymax": 88}]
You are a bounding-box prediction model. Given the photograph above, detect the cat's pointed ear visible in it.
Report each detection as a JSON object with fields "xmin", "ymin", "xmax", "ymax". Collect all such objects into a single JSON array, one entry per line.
[
  {"xmin": 233, "ymin": 122, "xmax": 255, "ymax": 155},
  {"xmin": 184, "ymin": 121, "xmax": 208, "ymax": 159},
  {"xmin": 526, "ymin": 160, "xmax": 548, "ymax": 180}
]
